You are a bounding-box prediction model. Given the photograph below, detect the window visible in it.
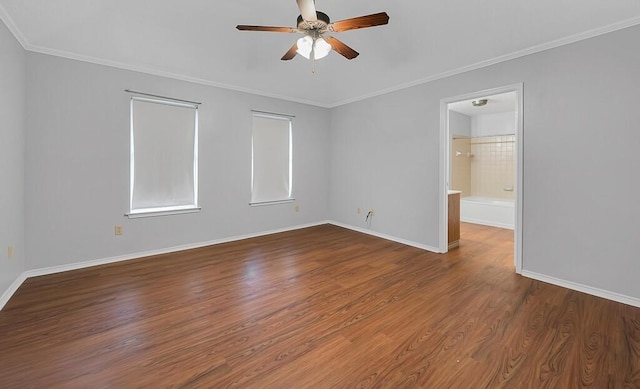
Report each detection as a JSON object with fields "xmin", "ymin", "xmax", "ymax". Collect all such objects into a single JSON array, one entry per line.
[
  {"xmin": 251, "ymin": 112, "xmax": 293, "ymax": 205},
  {"xmin": 128, "ymin": 96, "xmax": 199, "ymax": 217}
]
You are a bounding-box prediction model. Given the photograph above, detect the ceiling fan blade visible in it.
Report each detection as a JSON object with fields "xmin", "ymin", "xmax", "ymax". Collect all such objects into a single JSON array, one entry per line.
[
  {"xmin": 329, "ymin": 12, "xmax": 389, "ymax": 32},
  {"xmin": 281, "ymin": 43, "xmax": 299, "ymax": 61},
  {"xmin": 296, "ymin": 0, "xmax": 318, "ymax": 22},
  {"xmin": 325, "ymin": 37, "xmax": 359, "ymax": 60},
  {"xmin": 236, "ymin": 25, "xmax": 298, "ymax": 33}
]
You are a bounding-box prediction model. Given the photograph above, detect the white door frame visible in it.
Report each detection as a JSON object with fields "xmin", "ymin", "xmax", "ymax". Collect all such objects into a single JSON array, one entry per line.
[{"xmin": 439, "ymin": 83, "xmax": 524, "ymax": 274}]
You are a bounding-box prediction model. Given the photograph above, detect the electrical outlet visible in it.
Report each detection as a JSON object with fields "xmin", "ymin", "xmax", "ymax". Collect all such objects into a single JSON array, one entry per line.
[
  {"xmin": 357, "ymin": 207, "xmax": 361, "ymax": 214},
  {"xmin": 8, "ymin": 246, "xmax": 13, "ymax": 259},
  {"xmin": 115, "ymin": 226, "xmax": 123, "ymax": 236},
  {"xmin": 295, "ymin": 204, "xmax": 300, "ymax": 212}
]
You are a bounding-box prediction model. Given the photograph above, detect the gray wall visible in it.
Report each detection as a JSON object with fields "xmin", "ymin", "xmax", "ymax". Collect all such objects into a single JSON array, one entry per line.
[
  {"xmin": 0, "ymin": 21, "xmax": 26, "ymax": 295},
  {"xmin": 448, "ymin": 110, "xmax": 472, "ymax": 137},
  {"xmin": 472, "ymin": 112, "xmax": 516, "ymax": 137},
  {"xmin": 25, "ymin": 53, "xmax": 330, "ymax": 270},
  {"xmin": 330, "ymin": 25, "xmax": 640, "ymax": 299},
  {"xmin": 3, "ymin": 20, "xmax": 640, "ymax": 305}
]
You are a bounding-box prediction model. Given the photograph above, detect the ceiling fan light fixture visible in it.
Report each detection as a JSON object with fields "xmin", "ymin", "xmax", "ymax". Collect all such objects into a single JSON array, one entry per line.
[
  {"xmin": 236, "ymin": 1, "xmax": 389, "ymax": 62},
  {"xmin": 314, "ymin": 37, "xmax": 332, "ymax": 59},
  {"xmin": 297, "ymin": 35, "xmax": 332, "ymax": 60},
  {"xmin": 296, "ymin": 35, "xmax": 313, "ymax": 59}
]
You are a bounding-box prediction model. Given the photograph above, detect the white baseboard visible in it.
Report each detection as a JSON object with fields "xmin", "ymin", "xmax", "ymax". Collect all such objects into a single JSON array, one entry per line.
[
  {"xmin": 5, "ymin": 223, "xmax": 639, "ymax": 311},
  {"xmin": 521, "ymin": 270, "xmax": 640, "ymax": 308},
  {"xmin": 0, "ymin": 272, "xmax": 27, "ymax": 311},
  {"xmin": 460, "ymin": 217, "xmax": 514, "ymax": 230},
  {"xmin": 328, "ymin": 221, "xmax": 442, "ymax": 253},
  {"xmin": 1, "ymin": 221, "xmax": 329, "ymax": 311}
]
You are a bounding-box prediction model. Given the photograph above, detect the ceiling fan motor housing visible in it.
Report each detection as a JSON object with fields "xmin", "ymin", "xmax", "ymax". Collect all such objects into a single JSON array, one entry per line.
[
  {"xmin": 297, "ymin": 11, "xmax": 330, "ymax": 31},
  {"xmin": 236, "ymin": 3, "xmax": 389, "ymax": 61}
]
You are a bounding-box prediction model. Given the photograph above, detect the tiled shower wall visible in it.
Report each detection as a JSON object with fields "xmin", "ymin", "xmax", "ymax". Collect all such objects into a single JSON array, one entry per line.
[
  {"xmin": 451, "ymin": 137, "xmax": 471, "ymax": 197},
  {"xmin": 470, "ymin": 135, "xmax": 516, "ymax": 199}
]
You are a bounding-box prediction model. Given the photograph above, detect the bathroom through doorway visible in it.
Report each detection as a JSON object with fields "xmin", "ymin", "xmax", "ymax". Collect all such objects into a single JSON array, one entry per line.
[{"xmin": 439, "ymin": 84, "xmax": 523, "ymax": 273}]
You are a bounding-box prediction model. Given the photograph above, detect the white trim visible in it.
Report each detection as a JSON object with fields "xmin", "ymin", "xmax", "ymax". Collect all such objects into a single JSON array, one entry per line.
[
  {"xmin": 460, "ymin": 218, "xmax": 514, "ymax": 230},
  {"xmin": 251, "ymin": 113, "xmax": 294, "ymax": 205},
  {"xmin": 129, "ymin": 97, "xmax": 200, "ymax": 216},
  {"xmin": 439, "ymin": 100, "xmax": 450, "ymax": 253},
  {"xmin": 4, "ymin": 222, "xmax": 640, "ymax": 311},
  {"xmin": 251, "ymin": 111, "xmax": 296, "ymax": 120},
  {"xmin": 329, "ymin": 221, "xmax": 441, "ymax": 253},
  {"xmin": 522, "ymin": 270, "xmax": 640, "ymax": 309},
  {"xmin": 249, "ymin": 198, "xmax": 296, "ymax": 207},
  {"xmin": 440, "ymin": 84, "xmax": 524, "ymax": 273},
  {"xmin": 24, "ymin": 221, "xmax": 329, "ymax": 279},
  {"xmin": 327, "ymin": 16, "xmax": 640, "ymax": 108},
  {"xmin": 0, "ymin": 273, "xmax": 28, "ymax": 311},
  {"xmin": 0, "ymin": 221, "xmax": 328, "ymax": 311},
  {"xmin": 131, "ymin": 95, "xmax": 199, "ymax": 109},
  {"xmin": 0, "ymin": 3, "xmax": 28, "ymax": 48},
  {"xmin": 514, "ymin": 85, "xmax": 525, "ymax": 274},
  {"xmin": 25, "ymin": 44, "xmax": 332, "ymax": 108},
  {"xmin": 0, "ymin": 7, "xmax": 637, "ymax": 108},
  {"xmin": 126, "ymin": 207, "xmax": 201, "ymax": 219},
  {"xmin": 0, "ymin": 222, "xmax": 439, "ymax": 311}
]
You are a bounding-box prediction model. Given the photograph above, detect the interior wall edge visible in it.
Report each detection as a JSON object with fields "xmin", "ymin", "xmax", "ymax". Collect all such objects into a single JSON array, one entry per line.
[
  {"xmin": 521, "ymin": 270, "xmax": 640, "ymax": 309},
  {"xmin": 0, "ymin": 3, "xmax": 28, "ymax": 49},
  {"xmin": 0, "ymin": 10, "xmax": 27, "ymax": 309},
  {"xmin": 329, "ymin": 221, "xmax": 442, "ymax": 254},
  {"xmin": 0, "ymin": 273, "xmax": 27, "ymax": 312},
  {"xmin": 0, "ymin": 219, "xmax": 441, "ymax": 311}
]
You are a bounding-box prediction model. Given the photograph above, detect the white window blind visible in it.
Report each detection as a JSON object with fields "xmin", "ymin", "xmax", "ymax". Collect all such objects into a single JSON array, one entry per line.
[
  {"xmin": 251, "ymin": 113, "xmax": 293, "ymax": 205},
  {"xmin": 129, "ymin": 97, "xmax": 199, "ymax": 216}
]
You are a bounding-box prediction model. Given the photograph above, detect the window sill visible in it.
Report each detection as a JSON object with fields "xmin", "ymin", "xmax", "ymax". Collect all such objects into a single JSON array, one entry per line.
[
  {"xmin": 126, "ymin": 207, "xmax": 201, "ymax": 219},
  {"xmin": 249, "ymin": 198, "xmax": 295, "ymax": 207}
]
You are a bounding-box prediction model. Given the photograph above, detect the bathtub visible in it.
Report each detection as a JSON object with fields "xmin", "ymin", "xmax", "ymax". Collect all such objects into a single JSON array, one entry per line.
[{"xmin": 460, "ymin": 196, "xmax": 515, "ymax": 230}]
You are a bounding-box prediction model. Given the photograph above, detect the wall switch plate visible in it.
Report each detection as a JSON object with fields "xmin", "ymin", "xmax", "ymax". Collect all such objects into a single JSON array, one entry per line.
[
  {"xmin": 115, "ymin": 226, "xmax": 123, "ymax": 236},
  {"xmin": 357, "ymin": 207, "xmax": 361, "ymax": 214},
  {"xmin": 295, "ymin": 205, "xmax": 300, "ymax": 212},
  {"xmin": 8, "ymin": 246, "xmax": 13, "ymax": 259}
]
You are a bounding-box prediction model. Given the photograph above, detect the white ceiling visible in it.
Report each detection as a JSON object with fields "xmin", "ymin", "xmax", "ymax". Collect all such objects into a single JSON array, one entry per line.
[
  {"xmin": 449, "ymin": 91, "xmax": 516, "ymax": 117},
  {"xmin": 1, "ymin": 1, "xmax": 639, "ymax": 107}
]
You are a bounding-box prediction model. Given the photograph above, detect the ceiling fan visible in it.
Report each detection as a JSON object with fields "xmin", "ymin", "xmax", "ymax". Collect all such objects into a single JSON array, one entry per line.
[{"xmin": 236, "ymin": 0, "xmax": 389, "ymax": 61}]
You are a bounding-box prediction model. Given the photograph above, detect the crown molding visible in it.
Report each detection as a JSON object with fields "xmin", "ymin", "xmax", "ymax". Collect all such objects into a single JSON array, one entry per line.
[
  {"xmin": 327, "ymin": 15, "xmax": 640, "ymax": 108},
  {"xmin": 0, "ymin": 3, "xmax": 330, "ymax": 109},
  {"xmin": 1, "ymin": 6, "xmax": 639, "ymax": 109},
  {"xmin": 26, "ymin": 43, "xmax": 332, "ymax": 108},
  {"xmin": 0, "ymin": 2, "xmax": 28, "ymax": 48}
]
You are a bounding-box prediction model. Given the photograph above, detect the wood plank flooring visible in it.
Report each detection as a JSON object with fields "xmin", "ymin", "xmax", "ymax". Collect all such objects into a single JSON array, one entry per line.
[{"xmin": 1, "ymin": 223, "xmax": 639, "ymax": 388}]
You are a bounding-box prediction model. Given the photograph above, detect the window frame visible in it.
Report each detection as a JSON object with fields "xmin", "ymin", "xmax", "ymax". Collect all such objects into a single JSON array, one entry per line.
[
  {"xmin": 127, "ymin": 96, "xmax": 200, "ymax": 218},
  {"xmin": 250, "ymin": 111, "xmax": 294, "ymax": 206}
]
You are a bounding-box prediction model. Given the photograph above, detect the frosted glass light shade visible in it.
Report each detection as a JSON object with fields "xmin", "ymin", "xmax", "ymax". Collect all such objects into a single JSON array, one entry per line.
[
  {"xmin": 296, "ymin": 36, "xmax": 313, "ymax": 59},
  {"xmin": 296, "ymin": 35, "xmax": 332, "ymax": 60},
  {"xmin": 314, "ymin": 38, "xmax": 331, "ymax": 59}
]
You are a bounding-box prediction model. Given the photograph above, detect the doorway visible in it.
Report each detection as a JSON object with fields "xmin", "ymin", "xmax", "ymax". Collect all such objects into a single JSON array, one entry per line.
[{"xmin": 439, "ymin": 84, "xmax": 523, "ymax": 273}]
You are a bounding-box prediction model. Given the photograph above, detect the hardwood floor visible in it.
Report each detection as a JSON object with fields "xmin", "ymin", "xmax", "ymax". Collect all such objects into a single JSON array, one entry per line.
[{"xmin": 1, "ymin": 223, "xmax": 639, "ymax": 388}]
